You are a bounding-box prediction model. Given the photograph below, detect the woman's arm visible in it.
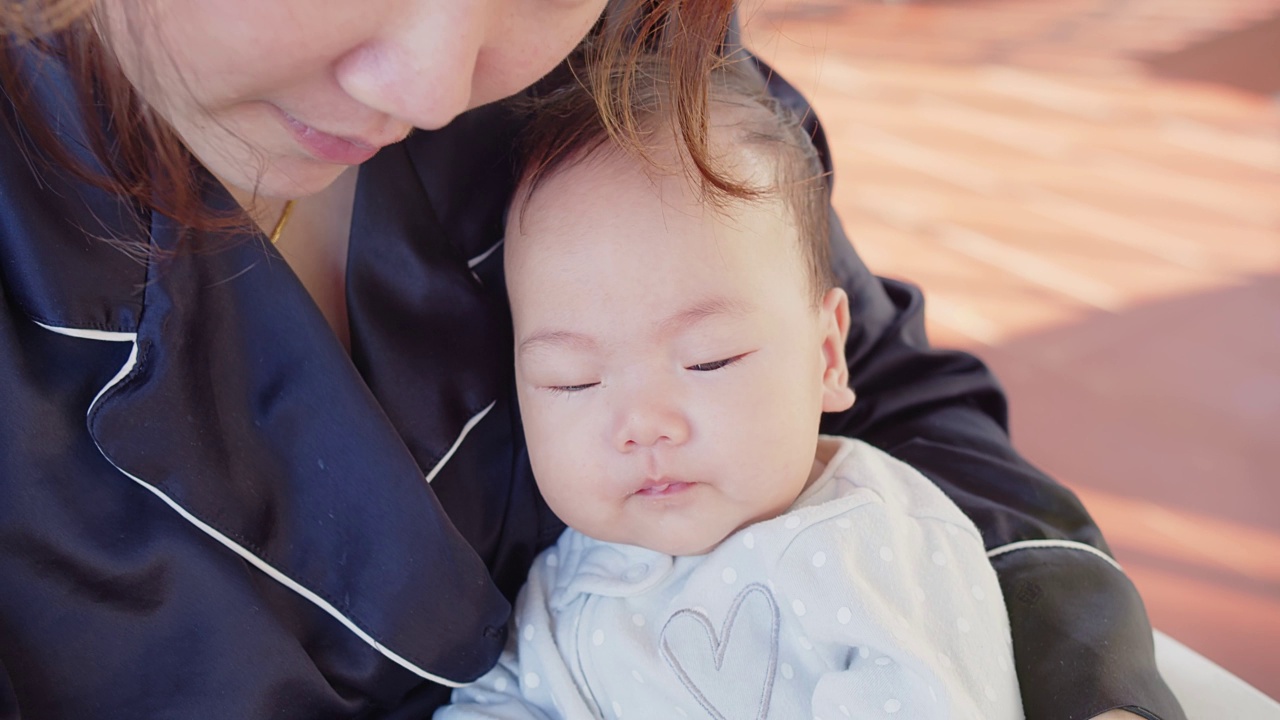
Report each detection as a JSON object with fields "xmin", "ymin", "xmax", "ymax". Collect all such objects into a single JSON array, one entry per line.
[
  {"xmin": 732, "ymin": 23, "xmax": 1185, "ymax": 720},
  {"xmin": 820, "ymin": 230, "xmax": 1182, "ymax": 720}
]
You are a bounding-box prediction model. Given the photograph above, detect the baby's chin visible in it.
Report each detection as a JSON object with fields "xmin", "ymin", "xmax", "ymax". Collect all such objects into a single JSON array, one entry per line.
[
  {"xmin": 628, "ymin": 532, "xmax": 726, "ymax": 558},
  {"xmin": 571, "ymin": 522, "xmax": 720, "ymax": 556}
]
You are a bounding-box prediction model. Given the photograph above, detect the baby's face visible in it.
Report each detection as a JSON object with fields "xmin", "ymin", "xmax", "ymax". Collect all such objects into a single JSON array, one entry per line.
[{"xmin": 506, "ymin": 147, "xmax": 853, "ymax": 556}]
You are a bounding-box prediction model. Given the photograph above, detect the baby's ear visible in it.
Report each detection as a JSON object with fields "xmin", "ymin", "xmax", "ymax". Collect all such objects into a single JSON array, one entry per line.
[{"xmin": 819, "ymin": 288, "xmax": 856, "ymax": 413}]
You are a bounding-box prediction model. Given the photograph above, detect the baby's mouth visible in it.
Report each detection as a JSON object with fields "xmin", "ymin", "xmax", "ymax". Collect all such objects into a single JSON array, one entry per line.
[{"xmin": 634, "ymin": 480, "xmax": 695, "ymax": 497}]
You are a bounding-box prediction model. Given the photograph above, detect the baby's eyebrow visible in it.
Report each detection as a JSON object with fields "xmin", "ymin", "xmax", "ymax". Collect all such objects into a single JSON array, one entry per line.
[
  {"xmin": 657, "ymin": 296, "xmax": 755, "ymax": 336},
  {"xmin": 518, "ymin": 296, "xmax": 754, "ymax": 356},
  {"xmin": 518, "ymin": 329, "xmax": 598, "ymax": 356}
]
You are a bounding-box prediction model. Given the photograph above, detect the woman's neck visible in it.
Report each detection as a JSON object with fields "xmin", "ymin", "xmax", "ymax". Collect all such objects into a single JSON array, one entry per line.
[{"xmin": 220, "ymin": 168, "xmax": 359, "ymax": 353}]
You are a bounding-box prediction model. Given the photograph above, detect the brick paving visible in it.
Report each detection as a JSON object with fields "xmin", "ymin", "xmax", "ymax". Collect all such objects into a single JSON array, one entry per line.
[{"xmin": 743, "ymin": 0, "xmax": 1280, "ymax": 698}]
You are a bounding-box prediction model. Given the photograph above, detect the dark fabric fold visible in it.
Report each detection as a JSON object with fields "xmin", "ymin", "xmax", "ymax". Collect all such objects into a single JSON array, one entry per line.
[
  {"xmin": 348, "ymin": 144, "xmax": 507, "ymax": 476},
  {"xmin": 86, "ymin": 189, "xmax": 509, "ymax": 687}
]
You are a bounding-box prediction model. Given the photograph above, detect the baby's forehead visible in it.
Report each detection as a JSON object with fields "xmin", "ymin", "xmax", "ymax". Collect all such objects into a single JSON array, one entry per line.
[
  {"xmin": 510, "ymin": 165, "xmax": 807, "ymax": 294},
  {"xmin": 511, "ymin": 147, "xmax": 789, "ymax": 247}
]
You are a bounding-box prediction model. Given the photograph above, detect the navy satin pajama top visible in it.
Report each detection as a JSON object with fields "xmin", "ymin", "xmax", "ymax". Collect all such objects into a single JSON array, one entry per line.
[{"xmin": 0, "ymin": 37, "xmax": 1183, "ymax": 720}]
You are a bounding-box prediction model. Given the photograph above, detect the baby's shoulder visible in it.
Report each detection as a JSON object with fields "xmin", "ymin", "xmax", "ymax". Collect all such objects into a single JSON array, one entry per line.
[{"xmin": 778, "ymin": 436, "xmax": 982, "ymax": 544}]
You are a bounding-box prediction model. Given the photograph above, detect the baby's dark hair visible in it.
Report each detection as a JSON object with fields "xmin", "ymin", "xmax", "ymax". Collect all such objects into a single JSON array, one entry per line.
[{"xmin": 514, "ymin": 56, "xmax": 834, "ymax": 303}]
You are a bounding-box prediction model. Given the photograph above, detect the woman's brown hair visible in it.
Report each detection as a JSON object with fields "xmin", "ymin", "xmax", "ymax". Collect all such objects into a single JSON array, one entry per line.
[
  {"xmin": 0, "ymin": 0, "xmax": 737, "ymax": 242},
  {"xmin": 515, "ymin": 55, "xmax": 833, "ymax": 301}
]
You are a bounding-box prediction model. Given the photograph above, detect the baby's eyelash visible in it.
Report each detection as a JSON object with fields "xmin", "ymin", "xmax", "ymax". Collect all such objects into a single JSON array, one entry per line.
[
  {"xmin": 542, "ymin": 354, "xmax": 749, "ymax": 392},
  {"xmin": 687, "ymin": 353, "xmax": 748, "ymax": 372},
  {"xmin": 545, "ymin": 382, "xmax": 599, "ymax": 395}
]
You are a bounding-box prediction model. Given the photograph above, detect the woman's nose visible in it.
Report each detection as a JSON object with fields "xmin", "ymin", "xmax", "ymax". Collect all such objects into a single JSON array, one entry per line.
[
  {"xmin": 334, "ymin": 1, "xmax": 489, "ymax": 131},
  {"xmin": 614, "ymin": 392, "xmax": 692, "ymax": 452}
]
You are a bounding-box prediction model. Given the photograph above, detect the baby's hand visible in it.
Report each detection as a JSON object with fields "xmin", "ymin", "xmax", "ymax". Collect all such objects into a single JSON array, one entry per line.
[{"xmin": 1091, "ymin": 710, "xmax": 1145, "ymax": 719}]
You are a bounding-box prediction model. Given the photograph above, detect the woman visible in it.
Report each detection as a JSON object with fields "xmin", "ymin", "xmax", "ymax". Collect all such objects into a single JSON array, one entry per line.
[{"xmin": 0, "ymin": 1, "xmax": 1180, "ymax": 718}]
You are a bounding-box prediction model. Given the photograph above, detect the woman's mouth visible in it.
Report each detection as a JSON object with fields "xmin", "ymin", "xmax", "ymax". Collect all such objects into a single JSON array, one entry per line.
[{"xmin": 278, "ymin": 110, "xmax": 382, "ymax": 166}]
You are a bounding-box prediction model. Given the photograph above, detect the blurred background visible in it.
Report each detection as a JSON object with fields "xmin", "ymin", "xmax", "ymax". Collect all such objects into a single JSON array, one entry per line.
[{"xmin": 741, "ymin": 0, "xmax": 1279, "ymax": 698}]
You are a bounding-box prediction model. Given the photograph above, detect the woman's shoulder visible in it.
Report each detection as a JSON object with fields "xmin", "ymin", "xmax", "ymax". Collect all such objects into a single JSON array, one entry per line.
[{"xmin": 0, "ymin": 52, "xmax": 149, "ymax": 334}]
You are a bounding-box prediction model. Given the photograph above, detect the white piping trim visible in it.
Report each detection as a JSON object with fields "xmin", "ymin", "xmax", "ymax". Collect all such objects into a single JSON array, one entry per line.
[
  {"xmin": 35, "ymin": 322, "xmax": 140, "ymax": 411},
  {"xmin": 987, "ymin": 539, "xmax": 1124, "ymax": 574},
  {"xmin": 34, "ymin": 321, "xmax": 137, "ymax": 343},
  {"xmin": 107, "ymin": 462, "xmax": 465, "ymax": 686},
  {"xmin": 424, "ymin": 400, "xmax": 496, "ymax": 484},
  {"xmin": 93, "ymin": 342, "xmax": 140, "ymax": 409},
  {"xmin": 35, "ymin": 321, "xmax": 468, "ymax": 687},
  {"xmin": 466, "ymin": 239, "xmax": 504, "ymax": 269}
]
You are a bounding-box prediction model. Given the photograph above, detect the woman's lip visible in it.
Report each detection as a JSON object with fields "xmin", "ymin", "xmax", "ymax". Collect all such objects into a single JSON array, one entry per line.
[{"xmin": 278, "ymin": 110, "xmax": 381, "ymax": 165}]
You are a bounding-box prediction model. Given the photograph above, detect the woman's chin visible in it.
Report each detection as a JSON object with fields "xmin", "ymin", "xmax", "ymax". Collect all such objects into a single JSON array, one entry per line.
[
  {"xmin": 209, "ymin": 153, "xmax": 355, "ymax": 203},
  {"xmin": 247, "ymin": 159, "xmax": 354, "ymax": 201}
]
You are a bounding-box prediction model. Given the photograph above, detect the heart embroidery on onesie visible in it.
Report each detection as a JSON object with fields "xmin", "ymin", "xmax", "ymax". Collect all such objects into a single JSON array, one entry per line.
[{"xmin": 659, "ymin": 583, "xmax": 780, "ymax": 720}]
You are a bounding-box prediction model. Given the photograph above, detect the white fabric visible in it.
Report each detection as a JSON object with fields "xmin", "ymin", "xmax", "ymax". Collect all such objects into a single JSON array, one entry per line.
[
  {"xmin": 1154, "ymin": 631, "xmax": 1280, "ymax": 720},
  {"xmin": 437, "ymin": 436, "xmax": 1023, "ymax": 719}
]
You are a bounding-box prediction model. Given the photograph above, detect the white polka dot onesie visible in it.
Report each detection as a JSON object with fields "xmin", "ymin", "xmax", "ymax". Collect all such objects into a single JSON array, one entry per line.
[{"xmin": 436, "ymin": 436, "xmax": 1024, "ymax": 720}]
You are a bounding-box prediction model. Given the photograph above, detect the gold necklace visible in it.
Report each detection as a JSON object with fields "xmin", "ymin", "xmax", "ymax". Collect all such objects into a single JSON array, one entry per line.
[{"xmin": 269, "ymin": 200, "xmax": 296, "ymax": 245}]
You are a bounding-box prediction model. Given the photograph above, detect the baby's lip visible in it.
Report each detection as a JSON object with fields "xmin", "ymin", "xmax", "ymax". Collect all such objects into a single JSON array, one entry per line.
[{"xmin": 633, "ymin": 477, "xmax": 696, "ymax": 497}]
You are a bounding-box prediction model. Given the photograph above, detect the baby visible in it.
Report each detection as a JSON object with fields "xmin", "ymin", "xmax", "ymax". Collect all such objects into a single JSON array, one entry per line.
[{"xmin": 437, "ymin": 59, "xmax": 1024, "ymax": 720}]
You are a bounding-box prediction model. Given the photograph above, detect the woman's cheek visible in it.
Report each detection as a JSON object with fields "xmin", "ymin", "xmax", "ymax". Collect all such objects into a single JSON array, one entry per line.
[{"xmin": 479, "ymin": 0, "xmax": 608, "ymax": 102}]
